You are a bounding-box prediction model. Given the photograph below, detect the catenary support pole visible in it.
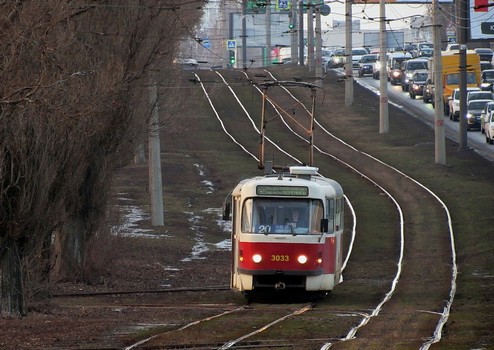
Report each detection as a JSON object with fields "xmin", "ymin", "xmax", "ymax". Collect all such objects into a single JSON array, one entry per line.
[
  {"xmin": 148, "ymin": 83, "xmax": 164, "ymax": 226},
  {"xmin": 315, "ymin": 4, "xmax": 323, "ymax": 87},
  {"xmin": 242, "ymin": 0, "xmax": 247, "ymax": 69},
  {"xmin": 266, "ymin": 0, "xmax": 271, "ymax": 66},
  {"xmin": 378, "ymin": 0, "xmax": 388, "ymax": 133},
  {"xmin": 299, "ymin": 1, "xmax": 304, "ymax": 66},
  {"xmin": 291, "ymin": 0, "xmax": 298, "ymax": 63},
  {"xmin": 433, "ymin": 0, "xmax": 446, "ymax": 164},
  {"xmin": 458, "ymin": 0, "xmax": 468, "ymax": 149},
  {"xmin": 308, "ymin": 1, "xmax": 314, "ymax": 71},
  {"xmin": 344, "ymin": 0, "xmax": 353, "ymax": 106}
]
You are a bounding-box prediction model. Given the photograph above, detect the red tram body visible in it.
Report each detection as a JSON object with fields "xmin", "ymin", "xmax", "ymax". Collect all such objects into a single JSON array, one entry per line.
[{"xmin": 228, "ymin": 166, "xmax": 345, "ymax": 295}]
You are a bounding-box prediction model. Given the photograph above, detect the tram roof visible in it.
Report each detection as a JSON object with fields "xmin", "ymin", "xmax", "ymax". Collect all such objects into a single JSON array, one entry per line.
[{"xmin": 232, "ymin": 172, "xmax": 343, "ymax": 198}]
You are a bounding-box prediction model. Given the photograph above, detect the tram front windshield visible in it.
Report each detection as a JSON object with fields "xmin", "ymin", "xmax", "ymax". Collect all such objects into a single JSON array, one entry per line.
[{"xmin": 241, "ymin": 198, "xmax": 324, "ymax": 235}]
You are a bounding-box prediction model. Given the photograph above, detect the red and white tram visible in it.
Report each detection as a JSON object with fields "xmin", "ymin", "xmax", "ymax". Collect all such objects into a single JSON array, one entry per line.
[{"xmin": 227, "ymin": 166, "xmax": 345, "ymax": 296}]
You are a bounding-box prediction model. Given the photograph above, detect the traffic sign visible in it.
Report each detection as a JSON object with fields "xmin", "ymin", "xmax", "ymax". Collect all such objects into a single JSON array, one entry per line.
[
  {"xmin": 276, "ymin": 0, "xmax": 290, "ymax": 10},
  {"xmin": 227, "ymin": 40, "xmax": 236, "ymax": 49}
]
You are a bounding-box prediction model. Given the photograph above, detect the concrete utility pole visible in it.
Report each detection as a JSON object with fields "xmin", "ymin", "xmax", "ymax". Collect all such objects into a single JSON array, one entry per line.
[
  {"xmin": 344, "ymin": 0, "xmax": 353, "ymax": 106},
  {"xmin": 242, "ymin": 0, "xmax": 247, "ymax": 69},
  {"xmin": 228, "ymin": 12, "xmax": 234, "ymax": 68},
  {"xmin": 378, "ymin": 0, "xmax": 388, "ymax": 133},
  {"xmin": 432, "ymin": 0, "xmax": 446, "ymax": 164},
  {"xmin": 148, "ymin": 83, "xmax": 164, "ymax": 226},
  {"xmin": 266, "ymin": 1, "xmax": 271, "ymax": 66},
  {"xmin": 299, "ymin": 1, "xmax": 304, "ymax": 66},
  {"xmin": 458, "ymin": 0, "xmax": 468, "ymax": 149},
  {"xmin": 308, "ymin": 1, "xmax": 314, "ymax": 71},
  {"xmin": 291, "ymin": 0, "xmax": 298, "ymax": 63},
  {"xmin": 315, "ymin": 4, "xmax": 323, "ymax": 87}
]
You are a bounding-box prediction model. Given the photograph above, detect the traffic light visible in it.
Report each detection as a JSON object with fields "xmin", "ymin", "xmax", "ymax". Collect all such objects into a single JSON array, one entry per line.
[
  {"xmin": 288, "ymin": 23, "xmax": 294, "ymax": 30},
  {"xmin": 229, "ymin": 50, "xmax": 236, "ymax": 65}
]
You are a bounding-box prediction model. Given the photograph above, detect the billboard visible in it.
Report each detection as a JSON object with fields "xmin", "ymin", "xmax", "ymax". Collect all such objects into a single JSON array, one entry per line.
[{"xmin": 470, "ymin": 0, "xmax": 494, "ymax": 40}]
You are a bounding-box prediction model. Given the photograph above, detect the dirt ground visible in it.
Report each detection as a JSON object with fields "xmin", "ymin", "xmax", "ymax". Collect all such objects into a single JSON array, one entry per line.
[{"xmin": 0, "ymin": 66, "xmax": 492, "ymax": 349}]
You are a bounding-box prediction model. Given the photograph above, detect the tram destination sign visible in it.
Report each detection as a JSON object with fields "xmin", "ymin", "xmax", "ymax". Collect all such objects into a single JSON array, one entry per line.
[{"xmin": 256, "ymin": 185, "xmax": 308, "ymax": 196}]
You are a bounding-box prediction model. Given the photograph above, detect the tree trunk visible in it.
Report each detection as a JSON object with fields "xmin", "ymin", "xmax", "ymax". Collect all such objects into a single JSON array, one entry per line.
[
  {"xmin": 52, "ymin": 216, "xmax": 88, "ymax": 281},
  {"xmin": 0, "ymin": 239, "xmax": 26, "ymax": 316}
]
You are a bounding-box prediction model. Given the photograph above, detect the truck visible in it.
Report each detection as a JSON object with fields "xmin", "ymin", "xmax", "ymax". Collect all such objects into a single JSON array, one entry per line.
[{"xmin": 429, "ymin": 50, "xmax": 481, "ymax": 115}]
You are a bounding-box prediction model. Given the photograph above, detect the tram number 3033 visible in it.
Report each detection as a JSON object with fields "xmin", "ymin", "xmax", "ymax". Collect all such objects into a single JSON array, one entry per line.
[{"xmin": 271, "ymin": 255, "xmax": 289, "ymax": 262}]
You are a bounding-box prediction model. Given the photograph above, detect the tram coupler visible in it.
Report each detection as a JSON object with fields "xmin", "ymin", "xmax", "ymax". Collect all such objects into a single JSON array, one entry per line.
[{"xmin": 274, "ymin": 282, "xmax": 286, "ymax": 290}]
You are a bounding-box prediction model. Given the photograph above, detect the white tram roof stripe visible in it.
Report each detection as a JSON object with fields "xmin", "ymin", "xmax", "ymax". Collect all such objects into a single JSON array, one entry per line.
[{"xmin": 232, "ymin": 173, "xmax": 343, "ymax": 198}]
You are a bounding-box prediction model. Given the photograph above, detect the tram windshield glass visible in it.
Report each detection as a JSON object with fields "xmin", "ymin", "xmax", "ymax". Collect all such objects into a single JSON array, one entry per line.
[{"xmin": 241, "ymin": 198, "xmax": 324, "ymax": 235}]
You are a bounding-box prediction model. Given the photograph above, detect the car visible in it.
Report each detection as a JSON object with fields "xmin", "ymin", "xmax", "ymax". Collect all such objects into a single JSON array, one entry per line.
[
  {"xmin": 480, "ymin": 69, "xmax": 494, "ymax": 91},
  {"xmin": 351, "ymin": 47, "xmax": 369, "ymax": 69},
  {"xmin": 480, "ymin": 101, "xmax": 494, "ymax": 133},
  {"xmin": 467, "ymin": 90, "xmax": 494, "ymax": 103},
  {"xmin": 400, "ymin": 58, "xmax": 429, "ymax": 92},
  {"xmin": 445, "ymin": 43, "xmax": 460, "ymax": 51},
  {"xmin": 474, "ymin": 48, "xmax": 494, "ymax": 62},
  {"xmin": 466, "ymin": 99, "xmax": 494, "ymax": 131},
  {"xmin": 423, "ymin": 79, "xmax": 434, "ymax": 103},
  {"xmin": 327, "ymin": 48, "xmax": 345, "ymax": 68},
  {"xmin": 321, "ymin": 49, "xmax": 333, "ymax": 72},
  {"xmin": 448, "ymin": 87, "xmax": 481, "ymax": 121},
  {"xmin": 357, "ymin": 54, "xmax": 378, "ymax": 77},
  {"xmin": 481, "ymin": 61, "xmax": 493, "ymax": 72},
  {"xmin": 485, "ymin": 110, "xmax": 494, "ymax": 143},
  {"xmin": 409, "ymin": 70, "xmax": 429, "ymax": 99},
  {"xmin": 372, "ymin": 53, "xmax": 387, "ymax": 79},
  {"xmin": 404, "ymin": 43, "xmax": 418, "ymax": 57},
  {"xmin": 418, "ymin": 42, "xmax": 434, "ymax": 50},
  {"xmin": 387, "ymin": 51, "xmax": 413, "ymax": 85},
  {"xmin": 417, "ymin": 48, "xmax": 434, "ymax": 58}
]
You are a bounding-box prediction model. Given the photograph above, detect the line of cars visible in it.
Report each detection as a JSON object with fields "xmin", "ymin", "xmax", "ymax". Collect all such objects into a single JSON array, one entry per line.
[{"xmin": 352, "ymin": 44, "xmax": 494, "ymax": 143}]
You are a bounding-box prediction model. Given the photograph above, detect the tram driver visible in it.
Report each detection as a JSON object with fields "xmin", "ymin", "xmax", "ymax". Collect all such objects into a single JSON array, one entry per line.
[{"xmin": 286, "ymin": 208, "xmax": 308, "ymax": 233}]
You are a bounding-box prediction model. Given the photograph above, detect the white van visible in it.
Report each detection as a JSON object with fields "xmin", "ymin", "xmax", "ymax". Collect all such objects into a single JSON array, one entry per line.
[{"xmin": 387, "ymin": 51, "xmax": 413, "ymax": 85}]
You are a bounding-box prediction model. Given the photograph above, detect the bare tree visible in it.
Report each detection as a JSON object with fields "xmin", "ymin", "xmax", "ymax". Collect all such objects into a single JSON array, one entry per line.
[{"xmin": 0, "ymin": 0, "xmax": 204, "ymax": 316}]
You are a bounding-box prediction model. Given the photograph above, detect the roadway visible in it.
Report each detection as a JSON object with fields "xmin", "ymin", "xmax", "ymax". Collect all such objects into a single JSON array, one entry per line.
[{"xmin": 355, "ymin": 73, "xmax": 494, "ymax": 163}]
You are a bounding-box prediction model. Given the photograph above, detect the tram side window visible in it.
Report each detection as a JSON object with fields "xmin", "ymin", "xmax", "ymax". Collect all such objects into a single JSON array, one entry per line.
[
  {"xmin": 335, "ymin": 197, "xmax": 344, "ymax": 231},
  {"xmin": 326, "ymin": 198, "xmax": 335, "ymax": 234}
]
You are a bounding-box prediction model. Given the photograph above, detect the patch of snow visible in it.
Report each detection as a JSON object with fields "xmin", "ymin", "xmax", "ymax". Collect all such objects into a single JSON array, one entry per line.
[
  {"xmin": 193, "ymin": 163, "xmax": 205, "ymax": 176},
  {"xmin": 204, "ymin": 207, "xmax": 231, "ymax": 234},
  {"xmin": 193, "ymin": 163, "xmax": 215, "ymax": 193},
  {"xmin": 112, "ymin": 202, "xmax": 169, "ymax": 238},
  {"xmin": 214, "ymin": 239, "xmax": 231, "ymax": 250},
  {"xmin": 472, "ymin": 271, "xmax": 494, "ymax": 279}
]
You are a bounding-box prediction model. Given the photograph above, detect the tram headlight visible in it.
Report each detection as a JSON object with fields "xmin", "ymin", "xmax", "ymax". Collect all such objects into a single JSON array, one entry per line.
[
  {"xmin": 252, "ymin": 254, "xmax": 262, "ymax": 263},
  {"xmin": 297, "ymin": 255, "xmax": 308, "ymax": 264}
]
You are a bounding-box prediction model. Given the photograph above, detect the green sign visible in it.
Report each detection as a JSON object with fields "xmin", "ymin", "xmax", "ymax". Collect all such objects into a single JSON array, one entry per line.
[
  {"xmin": 247, "ymin": 0, "xmax": 267, "ymax": 14},
  {"xmin": 256, "ymin": 185, "xmax": 309, "ymax": 196}
]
